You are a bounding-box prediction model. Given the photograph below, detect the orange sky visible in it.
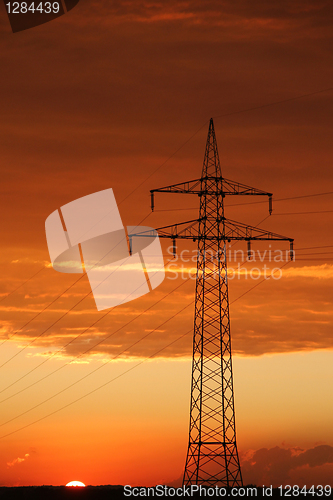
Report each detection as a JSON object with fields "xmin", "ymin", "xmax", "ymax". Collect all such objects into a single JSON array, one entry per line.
[{"xmin": 0, "ymin": 0, "xmax": 333, "ymax": 488}]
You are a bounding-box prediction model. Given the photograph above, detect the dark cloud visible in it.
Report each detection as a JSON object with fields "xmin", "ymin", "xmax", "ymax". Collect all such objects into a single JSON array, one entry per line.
[
  {"xmin": 1, "ymin": 0, "xmax": 332, "ymax": 250},
  {"xmin": 241, "ymin": 445, "xmax": 333, "ymax": 486},
  {"xmin": 0, "ymin": 0, "xmax": 332, "ymax": 360},
  {"xmin": 0, "ymin": 0, "xmax": 332, "ymax": 489},
  {"xmin": 1, "ymin": 251, "xmax": 333, "ymax": 360}
]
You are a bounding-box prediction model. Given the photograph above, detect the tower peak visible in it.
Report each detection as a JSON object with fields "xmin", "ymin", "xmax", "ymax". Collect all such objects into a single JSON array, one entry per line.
[{"xmin": 202, "ymin": 117, "xmax": 221, "ymax": 179}]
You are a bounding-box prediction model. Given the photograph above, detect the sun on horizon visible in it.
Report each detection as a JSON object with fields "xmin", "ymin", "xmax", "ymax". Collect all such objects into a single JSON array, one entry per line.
[{"xmin": 66, "ymin": 481, "xmax": 86, "ymax": 487}]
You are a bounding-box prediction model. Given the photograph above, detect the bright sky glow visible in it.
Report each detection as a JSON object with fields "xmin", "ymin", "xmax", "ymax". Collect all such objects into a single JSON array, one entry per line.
[{"xmin": 66, "ymin": 481, "xmax": 86, "ymax": 487}]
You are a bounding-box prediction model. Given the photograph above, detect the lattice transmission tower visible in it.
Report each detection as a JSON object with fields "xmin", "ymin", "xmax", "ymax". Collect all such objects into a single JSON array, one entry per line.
[{"xmin": 135, "ymin": 119, "xmax": 293, "ymax": 487}]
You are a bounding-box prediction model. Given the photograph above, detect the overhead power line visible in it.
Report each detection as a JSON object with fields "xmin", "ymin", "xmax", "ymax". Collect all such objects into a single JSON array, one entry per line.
[
  {"xmin": 273, "ymin": 210, "xmax": 333, "ymax": 216},
  {"xmin": 226, "ymin": 191, "xmax": 333, "ymax": 208},
  {"xmin": 0, "ymin": 212, "xmax": 152, "ymax": 355},
  {"xmin": 1, "ymin": 88, "xmax": 331, "ymax": 452},
  {"xmin": 0, "ymin": 262, "xmax": 189, "ymax": 401},
  {"xmin": 0, "ymin": 213, "xmax": 278, "ymax": 402},
  {"xmin": 0, "ymin": 260, "xmax": 290, "ymax": 441},
  {"xmin": 0, "ymin": 210, "xmax": 152, "ymax": 312},
  {"xmin": 121, "ymin": 85, "xmax": 333, "ymax": 205},
  {"xmin": 213, "ymin": 86, "xmax": 333, "ymax": 120},
  {"xmin": 2, "ymin": 120, "xmax": 293, "ymax": 486},
  {"xmin": 0, "ymin": 298, "xmax": 195, "ymax": 429},
  {"xmin": 0, "ymin": 328, "xmax": 193, "ymax": 441},
  {"xmin": 2, "ymin": 85, "xmax": 333, "ymax": 304},
  {"xmin": 0, "ymin": 268, "xmax": 45, "ymax": 304},
  {"xmin": 296, "ymin": 245, "xmax": 333, "ymax": 250},
  {"xmin": 153, "ymin": 203, "xmax": 333, "ymax": 215}
]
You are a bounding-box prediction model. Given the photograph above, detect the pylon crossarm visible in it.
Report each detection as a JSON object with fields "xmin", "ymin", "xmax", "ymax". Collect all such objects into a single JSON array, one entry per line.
[
  {"xmin": 151, "ymin": 177, "xmax": 271, "ymax": 197},
  {"xmin": 224, "ymin": 218, "xmax": 293, "ymax": 242},
  {"xmin": 131, "ymin": 218, "xmax": 293, "ymax": 242},
  {"xmin": 222, "ymin": 178, "xmax": 271, "ymax": 197},
  {"xmin": 222, "ymin": 178, "xmax": 273, "ymax": 215},
  {"xmin": 150, "ymin": 179, "xmax": 202, "ymax": 210},
  {"xmin": 224, "ymin": 218, "xmax": 294, "ymax": 260},
  {"xmin": 130, "ymin": 218, "xmax": 294, "ymax": 259},
  {"xmin": 130, "ymin": 219, "xmax": 200, "ymax": 240},
  {"xmin": 151, "ymin": 179, "xmax": 202, "ymax": 195},
  {"xmin": 150, "ymin": 177, "xmax": 273, "ymax": 213}
]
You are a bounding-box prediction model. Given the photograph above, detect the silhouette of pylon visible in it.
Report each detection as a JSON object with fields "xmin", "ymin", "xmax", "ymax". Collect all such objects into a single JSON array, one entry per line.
[
  {"xmin": 183, "ymin": 120, "xmax": 242, "ymax": 486},
  {"xmin": 134, "ymin": 118, "xmax": 294, "ymax": 486}
]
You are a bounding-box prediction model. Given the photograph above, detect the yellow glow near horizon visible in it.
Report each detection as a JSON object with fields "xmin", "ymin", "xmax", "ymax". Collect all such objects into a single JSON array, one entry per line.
[{"xmin": 66, "ymin": 481, "xmax": 86, "ymax": 487}]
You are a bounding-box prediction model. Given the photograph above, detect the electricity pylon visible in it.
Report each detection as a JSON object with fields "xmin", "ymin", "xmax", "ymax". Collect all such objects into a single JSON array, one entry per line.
[{"xmin": 135, "ymin": 118, "xmax": 293, "ymax": 487}]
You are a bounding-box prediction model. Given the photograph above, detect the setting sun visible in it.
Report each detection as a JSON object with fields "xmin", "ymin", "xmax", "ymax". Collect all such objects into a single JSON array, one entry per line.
[{"xmin": 66, "ymin": 481, "xmax": 86, "ymax": 487}]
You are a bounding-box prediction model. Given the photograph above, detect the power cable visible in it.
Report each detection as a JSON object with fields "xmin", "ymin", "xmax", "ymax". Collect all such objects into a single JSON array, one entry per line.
[
  {"xmin": 0, "ymin": 258, "xmax": 291, "ymax": 440},
  {"xmin": 0, "ymin": 268, "xmax": 45, "ymax": 304},
  {"xmin": 0, "ymin": 260, "xmax": 190, "ymax": 401},
  {"xmin": 3, "ymin": 85, "xmax": 333, "ymax": 303},
  {"xmin": 0, "ymin": 215, "xmax": 287, "ymax": 419},
  {"xmin": 153, "ymin": 202, "xmax": 333, "ymax": 216},
  {"xmin": 213, "ymin": 86, "xmax": 333, "ymax": 120},
  {"xmin": 0, "ymin": 216, "xmax": 272, "ymax": 399},
  {"xmin": 0, "ymin": 211, "xmax": 269, "ymax": 385},
  {"xmin": 0, "ymin": 212, "xmax": 152, "ymax": 354},
  {"xmin": 226, "ymin": 191, "xmax": 333, "ymax": 208},
  {"xmin": 296, "ymin": 245, "xmax": 333, "ymax": 250},
  {"xmin": 0, "ymin": 298, "xmax": 195, "ymax": 429},
  {"xmin": 273, "ymin": 210, "xmax": 333, "ymax": 216},
  {"xmin": 0, "ymin": 328, "xmax": 193, "ymax": 441}
]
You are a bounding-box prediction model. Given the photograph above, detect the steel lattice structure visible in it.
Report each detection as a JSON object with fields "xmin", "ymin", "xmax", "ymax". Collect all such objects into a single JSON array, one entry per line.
[{"xmin": 133, "ymin": 118, "xmax": 293, "ymax": 487}]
